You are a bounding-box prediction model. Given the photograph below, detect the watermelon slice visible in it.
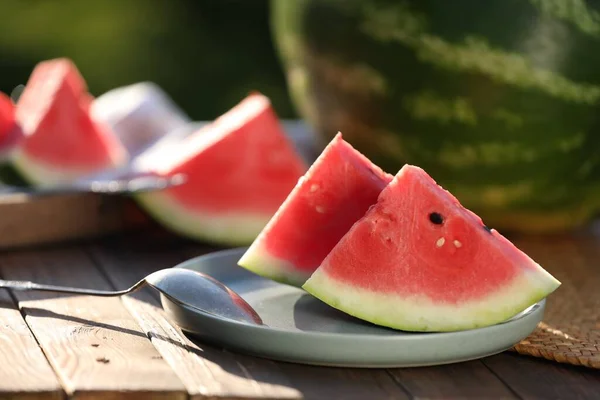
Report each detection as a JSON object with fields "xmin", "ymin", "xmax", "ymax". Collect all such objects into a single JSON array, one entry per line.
[
  {"xmin": 133, "ymin": 92, "xmax": 307, "ymax": 246},
  {"xmin": 303, "ymin": 165, "xmax": 561, "ymax": 332},
  {"xmin": 13, "ymin": 58, "xmax": 128, "ymax": 185},
  {"xmin": 238, "ymin": 133, "xmax": 393, "ymax": 286},
  {"xmin": 0, "ymin": 92, "xmax": 23, "ymax": 161}
]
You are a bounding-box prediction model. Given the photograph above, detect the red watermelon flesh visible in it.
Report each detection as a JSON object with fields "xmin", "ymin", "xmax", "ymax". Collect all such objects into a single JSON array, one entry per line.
[
  {"xmin": 238, "ymin": 133, "xmax": 393, "ymax": 286},
  {"xmin": 0, "ymin": 92, "xmax": 23, "ymax": 160},
  {"xmin": 303, "ymin": 164, "xmax": 561, "ymax": 332},
  {"xmin": 133, "ymin": 92, "xmax": 308, "ymax": 246},
  {"xmin": 13, "ymin": 58, "xmax": 128, "ymax": 185}
]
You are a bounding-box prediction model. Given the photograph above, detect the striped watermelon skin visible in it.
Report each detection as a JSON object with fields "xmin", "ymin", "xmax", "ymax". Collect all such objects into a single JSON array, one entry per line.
[{"xmin": 272, "ymin": 0, "xmax": 600, "ymax": 232}]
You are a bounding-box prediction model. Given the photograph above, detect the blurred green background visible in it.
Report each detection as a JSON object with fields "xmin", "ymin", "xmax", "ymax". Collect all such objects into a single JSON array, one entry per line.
[{"xmin": 0, "ymin": 0, "xmax": 296, "ymax": 120}]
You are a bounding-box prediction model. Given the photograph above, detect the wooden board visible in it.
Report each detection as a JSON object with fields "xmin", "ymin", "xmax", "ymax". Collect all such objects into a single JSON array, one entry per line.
[
  {"xmin": 0, "ymin": 290, "xmax": 63, "ymax": 399},
  {"xmin": 0, "ymin": 246, "xmax": 187, "ymax": 399},
  {"xmin": 0, "ymin": 192, "xmax": 149, "ymax": 249}
]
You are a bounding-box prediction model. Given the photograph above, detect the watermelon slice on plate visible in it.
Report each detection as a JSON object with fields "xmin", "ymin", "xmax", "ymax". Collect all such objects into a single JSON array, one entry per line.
[
  {"xmin": 238, "ymin": 133, "xmax": 393, "ymax": 286},
  {"xmin": 133, "ymin": 92, "xmax": 307, "ymax": 246},
  {"xmin": 13, "ymin": 58, "xmax": 128, "ymax": 186},
  {"xmin": 303, "ymin": 164, "xmax": 561, "ymax": 332},
  {"xmin": 0, "ymin": 91, "xmax": 23, "ymax": 162}
]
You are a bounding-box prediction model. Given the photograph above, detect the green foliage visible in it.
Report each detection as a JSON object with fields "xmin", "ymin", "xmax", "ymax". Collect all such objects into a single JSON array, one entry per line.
[{"xmin": 0, "ymin": 0, "xmax": 295, "ymax": 119}]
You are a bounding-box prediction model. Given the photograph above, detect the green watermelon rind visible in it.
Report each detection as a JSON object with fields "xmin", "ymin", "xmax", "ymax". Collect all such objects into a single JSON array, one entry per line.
[
  {"xmin": 238, "ymin": 244, "xmax": 311, "ymax": 287},
  {"xmin": 134, "ymin": 191, "xmax": 273, "ymax": 247},
  {"xmin": 271, "ymin": 0, "xmax": 600, "ymax": 233},
  {"xmin": 303, "ymin": 266, "xmax": 560, "ymax": 332},
  {"xmin": 0, "ymin": 163, "xmax": 30, "ymax": 186}
]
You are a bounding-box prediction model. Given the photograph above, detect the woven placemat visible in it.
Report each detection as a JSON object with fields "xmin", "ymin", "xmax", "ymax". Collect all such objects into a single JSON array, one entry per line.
[{"xmin": 507, "ymin": 234, "xmax": 600, "ymax": 369}]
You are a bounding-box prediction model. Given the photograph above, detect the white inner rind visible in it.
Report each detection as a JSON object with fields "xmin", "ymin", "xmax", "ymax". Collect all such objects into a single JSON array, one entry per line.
[
  {"xmin": 135, "ymin": 191, "xmax": 271, "ymax": 246},
  {"xmin": 303, "ymin": 266, "xmax": 560, "ymax": 332},
  {"xmin": 12, "ymin": 148, "xmax": 127, "ymax": 186},
  {"xmin": 238, "ymin": 242, "xmax": 311, "ymax": 287}
]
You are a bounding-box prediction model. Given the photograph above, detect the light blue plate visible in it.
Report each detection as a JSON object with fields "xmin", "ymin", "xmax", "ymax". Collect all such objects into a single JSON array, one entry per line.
[{"xmin": 159, "ymin": 248, "xmax": 545, "ymax": 368}]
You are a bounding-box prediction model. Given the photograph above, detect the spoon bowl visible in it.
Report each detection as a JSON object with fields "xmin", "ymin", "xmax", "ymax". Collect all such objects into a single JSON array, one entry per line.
[{"xmin": 145, "ymin": 268, "xmax": 263, "ymax": 325}]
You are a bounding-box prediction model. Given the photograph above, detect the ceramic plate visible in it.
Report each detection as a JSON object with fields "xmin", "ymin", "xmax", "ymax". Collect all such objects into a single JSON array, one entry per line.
[{"xmin": 160, "ymin": 248, "xmax": 545, "ymax": 368}]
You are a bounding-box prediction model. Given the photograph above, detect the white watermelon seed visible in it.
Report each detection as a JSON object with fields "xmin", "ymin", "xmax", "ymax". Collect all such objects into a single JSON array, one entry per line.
[
  {"xmin": 454, "ymin": 240, "xmax": 462, "ymax": 248},
  {"xmin": 310, "ymin": 184, "xmax": 319, "ymax": 192},
  {"xmin": 316, "ymin": 206, "xmax": 326, "ymax": 213},
  {"xmin": 436, "ymin": 237, "xmax": 445, "ymax": 247}
]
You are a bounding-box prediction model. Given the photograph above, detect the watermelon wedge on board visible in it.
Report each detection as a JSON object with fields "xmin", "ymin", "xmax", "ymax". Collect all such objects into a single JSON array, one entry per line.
[
  {"xmin": 238, "ymin": 133, "xmax": 393, "ymax": 286},
  {"xmin": 13, "ymin": 58, "xmax": 128, "ymax": 186},
  {"xmin": 0, "ymin": 92, "xmax": 23, "ymax": 161},
  {"xmin": 133, "ymin": 92, "xmax": 307, "ymax": 246},
  {"xmin": 303, "ymin": 164, "xmax": 561, "ymax": 332}
]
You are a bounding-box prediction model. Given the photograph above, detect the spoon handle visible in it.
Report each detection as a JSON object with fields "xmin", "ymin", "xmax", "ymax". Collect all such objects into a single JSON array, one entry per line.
[{"xmin": 0, "ymin": 279, "xmax": 144, "ymax": 297}]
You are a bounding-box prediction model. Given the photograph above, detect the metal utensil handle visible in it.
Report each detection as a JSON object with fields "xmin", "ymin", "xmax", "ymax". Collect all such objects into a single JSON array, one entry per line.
[{"xmin": 0, "ymin": 279, "xmax": 145, "ymax": 297}]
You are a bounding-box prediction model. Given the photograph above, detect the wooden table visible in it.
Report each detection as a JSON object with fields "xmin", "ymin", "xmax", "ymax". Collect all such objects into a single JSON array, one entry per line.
[{"xmin": 1, "ymin": 229, "xmax": 599, "ymax": 400}]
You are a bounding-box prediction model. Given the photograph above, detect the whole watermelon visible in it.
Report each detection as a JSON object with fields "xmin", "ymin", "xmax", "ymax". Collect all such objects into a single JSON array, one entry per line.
[{"xmin": 271, "ymin": 0, "xmax": 600, "ymax": 233}]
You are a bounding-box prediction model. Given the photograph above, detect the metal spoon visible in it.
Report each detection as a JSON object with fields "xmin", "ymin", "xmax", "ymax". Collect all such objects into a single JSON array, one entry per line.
[{"xmin": 0, "ymin": 268, "xmax": 263, "ymax": 325}]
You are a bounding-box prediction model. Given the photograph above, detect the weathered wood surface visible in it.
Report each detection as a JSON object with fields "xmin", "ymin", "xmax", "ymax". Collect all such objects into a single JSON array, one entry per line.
[
  {"xmin": 0, "ymin": 246, "xmax": 186, "ymax": 399},
  {"xmin": 0, "ymin": 289, "xmax": 63, "ymax": 400},
  {"xmin": 389, "ymin": 360, "xmax": 517, "ymax": 399},
  {"xmin": 0, "ymin": 230, "xmax": 599, "ymax": 399},
  {"xmin": 484, "ymin": 352, "xmax": 600, "ymax": 399}
]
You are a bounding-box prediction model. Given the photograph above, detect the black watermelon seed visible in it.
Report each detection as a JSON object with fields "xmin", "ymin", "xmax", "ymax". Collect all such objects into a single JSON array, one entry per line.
[
  {"xmin": 483, "ymin": 225, "xmax": 492, "ymax": 233},
  {"xmin": 429, "ymin": 212, "xmax": 444, "ymax": 225}
]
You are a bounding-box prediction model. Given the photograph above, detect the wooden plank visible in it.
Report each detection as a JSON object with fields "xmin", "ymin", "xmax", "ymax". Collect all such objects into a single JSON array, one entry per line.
[
  {"xmin": 0, "ymin": 247, "xmax": 187, "ymax": 400},
  {"xmin": 483, "ymin": 352, "xmax": 600, "ymax": 399},
  {"xmin": 0, "ymin": 192, "xmax": 148, "ymax": 250},
  {"xmin": 0, "ymin": 289, "xmax": 64, "ymax": 399},
  {"xmin": 90, "ymin": 233, "xmax": 410, "ymax": 400},
  {"xmin": 388, "ymin": 361, "xmax": 517, "ymax": 399},
  {"xmin": 273, "ymin": 363, "xmax": 410, "ymax": 400}
]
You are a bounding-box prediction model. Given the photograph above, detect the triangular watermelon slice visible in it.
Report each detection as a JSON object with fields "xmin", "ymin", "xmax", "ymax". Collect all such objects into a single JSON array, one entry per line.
[
  {"xmin": 13, "ymin": 58, "xmax": 128, "ymax": 185},
  {"xmin": 238, "ymin": 133, "xmax": 393, "ymax": 286},
  {"xmin": 303, "ymin": 164, "xmax": 561, "ymax": 332},
  {"xmin": 133, "ymin": 92, "xmax": 308, "ymax": 246}
]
